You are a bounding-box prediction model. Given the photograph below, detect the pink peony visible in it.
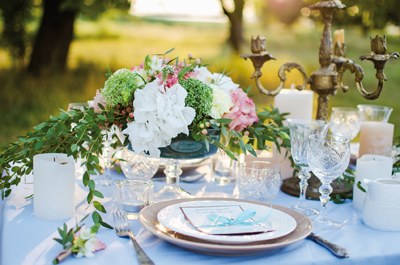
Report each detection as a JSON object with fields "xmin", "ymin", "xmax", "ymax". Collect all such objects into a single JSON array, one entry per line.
[
  {"xmin": 223, "ymin": 88, "xmax": 258, "ymax": 132},
  {"xmin": 92, "ymin": 90, "xmax": 108, "ymax": 113}
]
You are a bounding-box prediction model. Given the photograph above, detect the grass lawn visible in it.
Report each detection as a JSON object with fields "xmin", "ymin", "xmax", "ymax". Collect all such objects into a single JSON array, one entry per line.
[{"xmin": 1, "ymin": 13, "xmax": 399, "ymax": 145}]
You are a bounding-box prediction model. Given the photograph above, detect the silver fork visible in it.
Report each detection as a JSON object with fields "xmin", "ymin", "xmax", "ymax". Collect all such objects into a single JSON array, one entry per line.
[{"xmin": 113, "ymin": 211, "xmax": 155, "ymax": 265}]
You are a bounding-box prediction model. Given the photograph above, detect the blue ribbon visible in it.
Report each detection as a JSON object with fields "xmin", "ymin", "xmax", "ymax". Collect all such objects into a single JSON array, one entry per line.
[{"xmin": 199, "ymin": 207, "xmax": 273, "ymax": 227}]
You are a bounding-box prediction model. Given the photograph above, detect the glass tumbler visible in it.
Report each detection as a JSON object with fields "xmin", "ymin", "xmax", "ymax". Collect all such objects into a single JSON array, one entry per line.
[
  {"xmin": 212, "ymin": 151, "xmax": 238, "ymax": 184},
  {"xmin": 237, "ymin": 161, "xmax": 281, "ymax": 202},
  {"xmin": 116, "ymin": 179, "xmax": 153, "ymax": 220}
]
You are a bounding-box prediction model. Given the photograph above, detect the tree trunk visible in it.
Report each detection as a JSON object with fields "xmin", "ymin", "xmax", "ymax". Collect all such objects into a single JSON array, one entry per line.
[
  {"xmin": 228, "ymin": 18, "xmax": 243, "ymax": 52},
  {"xmin": 221, "ymin": 0, "xmax": 245, "ymax": 52},
  {"xmin": 27, "ymin": 0, "xmax": 77, "ymax": 75}
]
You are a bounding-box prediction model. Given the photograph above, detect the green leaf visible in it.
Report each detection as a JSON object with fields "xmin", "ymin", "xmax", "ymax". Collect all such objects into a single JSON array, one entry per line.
[
  {"xmin": 239, "ymin": 139, "xmax": 247, "ymax": 155},
  {"xmin": 97, "ymin": 115, "xmax": 106, "ymax": 121},
  {"xmin": 100, "ymin": 221, "xmax": 113, "ymax": 229},
  {"xmin": 88, "ymin": 180, "xmax": 95, "ymax": 190},
  {"xmin": 46, "ymin": 128, "xmax": 55, "ymax": 137},
  {"xmin": 35, "ymin": 141, "xmax": 43, "ymax": 150},
  {"xmin": 82, "ymin": 172, "xmax": 90, "ymax": 186},
  {"xmin": 33, "ymin": 122, "xmax": 47, "ymax": 131},
  {"xmin": 92, "ymin": 190, "xmax": 104, "ymax": 198},
  {"xmin": 164, "ymin": 47, "xmax": 175, "ymax": 55},
  {"xmin": 216, "ymin": 118, "xmax": 232, "ymax": 125},
  {"xmin": 87, "ymin": 191, "xmax": 93, "ymax": 203},
  {"xmin": 93, "ymin": 201, "xmax": 106, "ymax": 213},
  {"xmin": 59, "ymin": 113, "xmax": 69, "ymax": 121},
  {"xmin": 221, "ymin": 125, "xmax": 227, "ymax": 138},
  {"xmin": 230, "ymin": 130, "xmax": 242, "ymax": 138},
  {"xmin": 58, "ymin": 228, "xmax": 65, "ymax": 238},
  {"xmin": 92, "ymin": 211, "xmax": 101, "ymax": 224},
  {"xmin": 91, "ymin": 223, "xmax": 101, "ymax": 234},
  {"xmin": 71, "ymin": 144, "xmax": 77, "ymax": 152},
  {"xmin": 87, "ymin": 170, "xmax": 97, "ymax": 175}
]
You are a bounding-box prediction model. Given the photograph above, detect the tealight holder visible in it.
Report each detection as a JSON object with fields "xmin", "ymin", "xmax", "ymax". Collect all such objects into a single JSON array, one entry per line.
[{"xmin": 116, "ymin": 179, "xmax": 153, "ymax": 220}]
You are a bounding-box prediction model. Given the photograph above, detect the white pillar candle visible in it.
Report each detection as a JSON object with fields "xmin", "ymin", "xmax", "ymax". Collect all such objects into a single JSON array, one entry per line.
[
  {"xmin": 358, "ymin": 121, "xmax": 394, "ymax": 158},
  {"xmin": 274, "ymin": 88, "xmax": 314, "ymax": 120},
  {"xmin": 33, "ymin": 153, "xmax": 75, "ymax": 220},
  {"xmin": 273, "ymin": 88, "xmax": 313, "ymax": 178},
  {"xmin": 353, "ymin": 154, "xmax": 393, "ymax": 211}
]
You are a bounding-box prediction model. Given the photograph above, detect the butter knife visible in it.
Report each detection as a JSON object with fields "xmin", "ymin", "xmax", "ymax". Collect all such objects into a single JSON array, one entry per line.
[{"xmin": 307, "ymin": 232, "xmax": 350, "ymax": 258}]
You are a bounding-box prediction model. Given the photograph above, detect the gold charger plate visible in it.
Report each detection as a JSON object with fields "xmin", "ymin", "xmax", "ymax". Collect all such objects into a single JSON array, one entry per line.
[{"xmin": 138, "ymin": 198, "xmax": 313, "ymax": 255}]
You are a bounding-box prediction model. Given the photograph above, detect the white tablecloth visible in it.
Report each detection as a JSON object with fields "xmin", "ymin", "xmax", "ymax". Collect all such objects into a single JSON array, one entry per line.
[{"xmin": 1, "ymin": 164, "xmax": 400, "ymax": 265}]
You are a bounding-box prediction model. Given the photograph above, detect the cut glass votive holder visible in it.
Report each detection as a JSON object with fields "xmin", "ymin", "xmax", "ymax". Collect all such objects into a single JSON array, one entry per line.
[
  {"xmin": 237, "ymin": 161, "xmax": 281, "ymax": 202},
  {"xmin": 116, "ymin": 179, "xmax": 153, "ymax": 220}
]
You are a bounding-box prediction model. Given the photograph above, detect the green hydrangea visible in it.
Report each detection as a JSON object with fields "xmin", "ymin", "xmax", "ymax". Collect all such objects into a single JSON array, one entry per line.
[
  {"xmin": 179, "ymin": 78, "xmax": 213, "ymax": 123},
  {"xmin": 101, "ymin": 69, "xmax": 139, "ymax": 107}
]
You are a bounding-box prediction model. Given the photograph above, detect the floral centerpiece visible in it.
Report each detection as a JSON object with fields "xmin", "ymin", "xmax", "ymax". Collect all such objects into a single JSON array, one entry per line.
[
  {"xmin": 91, "ymin": 49, "xmax": 286, "ymax": 159},
  {"xmin": 0, "ymin": 48, "xmax": 290, "ymax": 229}
]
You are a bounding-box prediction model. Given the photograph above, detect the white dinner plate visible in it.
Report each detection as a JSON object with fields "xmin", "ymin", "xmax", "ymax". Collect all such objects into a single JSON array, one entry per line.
[{"xmin": 157, "ymin": 200, "xmax": 297, "ymax": 244}]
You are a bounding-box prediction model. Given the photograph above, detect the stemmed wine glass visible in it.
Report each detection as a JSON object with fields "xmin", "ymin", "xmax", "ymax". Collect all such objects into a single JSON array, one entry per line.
[
  {"xmin": 287, "ymin": 119, "xmax": 330, "ymax": 217},
  {"xmin": 330, "ymin": 107, "xmax": 362, "ymax": 141},
  {"xmin": 307, "ymin": 134, "xmax": 350, "ymax": 229}
]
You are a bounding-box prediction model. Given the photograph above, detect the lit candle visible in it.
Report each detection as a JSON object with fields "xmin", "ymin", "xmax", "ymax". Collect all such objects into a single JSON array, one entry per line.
[
  {"xmin": 358, "ymin": 121, "xmax": 394, "ymax": 158},
  {"xmin": 274, "ymin": 86, "xmax": 314, "ymax": 120},
  {"xmin": 33, "ymin": 153, "xmax": 75, "ymax": 220},
  {"xmin": 353, "ymin": 154, "xmax": 393, "ymax": 211},
  {"xmin": 340, "ymin": 29, "xmax": 345, "ymax": 44},
  {"xmin": 334, "ymin": 29, "xmax": 345, "ymax": 46}
]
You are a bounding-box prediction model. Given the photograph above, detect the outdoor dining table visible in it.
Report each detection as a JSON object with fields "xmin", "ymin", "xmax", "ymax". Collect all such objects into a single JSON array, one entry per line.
[{"xmin": 1, "ymin": 162, "xmax": 400, "ymax": 265}]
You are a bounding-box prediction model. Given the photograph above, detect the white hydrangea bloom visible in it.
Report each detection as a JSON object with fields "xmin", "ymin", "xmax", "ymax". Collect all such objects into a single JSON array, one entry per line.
[
  {"xmin": 123, "ymin": 81, "xmax": 195, "ymax": 157},
  {"xmin": 208, "ymin": 84, "xmax": 233, "ymax": 119}
]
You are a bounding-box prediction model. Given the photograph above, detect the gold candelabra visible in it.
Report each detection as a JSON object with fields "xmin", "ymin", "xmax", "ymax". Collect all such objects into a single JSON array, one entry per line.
[{"xmin": 241, "ymin": 0, "xmax": 399, "ymax": 121}]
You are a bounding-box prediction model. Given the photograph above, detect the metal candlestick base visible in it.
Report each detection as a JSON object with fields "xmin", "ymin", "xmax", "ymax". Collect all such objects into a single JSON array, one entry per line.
[{"xmin": 281, "ymin": 174, "xmax": 352, "ymax": 200}]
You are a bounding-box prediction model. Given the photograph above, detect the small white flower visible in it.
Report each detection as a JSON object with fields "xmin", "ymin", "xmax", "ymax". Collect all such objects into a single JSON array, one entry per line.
[
  {"xmin": 208, "ymin": 84, "xmax": 233, "ymax": 119},
  {"xmin": 79, "ymin": 225, "xmax": 94, "ymax": 240},
  {"xmin": 148, "ymin": 56, "xmax": 163, "ymax": 75}
]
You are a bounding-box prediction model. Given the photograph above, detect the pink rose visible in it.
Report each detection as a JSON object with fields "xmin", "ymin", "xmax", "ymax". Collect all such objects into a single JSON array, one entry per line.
[
  {"xmin": 223, "ymin": 88, "xmax": 258, "ymax": 132},
  {"xmin": 92, "ymin": 90, "xmax": 108, "ymax": 113}
]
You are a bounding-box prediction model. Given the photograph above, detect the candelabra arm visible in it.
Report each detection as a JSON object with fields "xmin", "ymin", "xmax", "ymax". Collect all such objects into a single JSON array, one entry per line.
[
  {"xmin": 337, "ymin": 62, "xmax": 364, "ymax": 94},
  {"xmin": 252, "ymin": 62, "xmax": 308, "ymax": 96}
]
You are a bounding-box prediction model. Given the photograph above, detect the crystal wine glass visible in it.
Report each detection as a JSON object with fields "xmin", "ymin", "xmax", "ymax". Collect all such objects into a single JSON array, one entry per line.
[
  {"xmin": 307, "ymin": 134, "xmax": 350, "ymax": 229},
  {"xmin": 287, "ymin": 119, "xmax": 330, "ymax": 217},
  {"xmin": 330, "ymin": 107, "xmax": 362, "ymax": 141}
]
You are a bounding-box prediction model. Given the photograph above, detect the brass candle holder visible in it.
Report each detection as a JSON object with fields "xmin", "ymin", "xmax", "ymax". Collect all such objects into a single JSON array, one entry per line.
[{"xmin": 241, "ymin": 0, "xmax": 399, "ymax": 199}]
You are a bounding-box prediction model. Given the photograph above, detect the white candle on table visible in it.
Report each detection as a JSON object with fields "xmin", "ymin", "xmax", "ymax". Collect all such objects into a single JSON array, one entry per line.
[
  {"xmin": 353, "ymin": 154, "xmax": 393, "ymax": 211},
  {"xmin": 33, "ymin": 153, "xmax": 75, "ymax": 220},
  {"xmin": 274, "ymin": 87, "xmax": 314, "ymax": 120},
  {"xmin": 358, "ymin": 121, "xmax": 394, "ymax": 158},
  {"xmin": 273, "ymin": 87, "xmax": 314, "ymax": 178}
]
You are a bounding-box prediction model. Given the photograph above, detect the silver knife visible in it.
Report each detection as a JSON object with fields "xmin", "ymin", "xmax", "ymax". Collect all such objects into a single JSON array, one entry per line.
[{"xmin": 307, "ymin": 232, "xmax": 350, "ymax": 258}]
